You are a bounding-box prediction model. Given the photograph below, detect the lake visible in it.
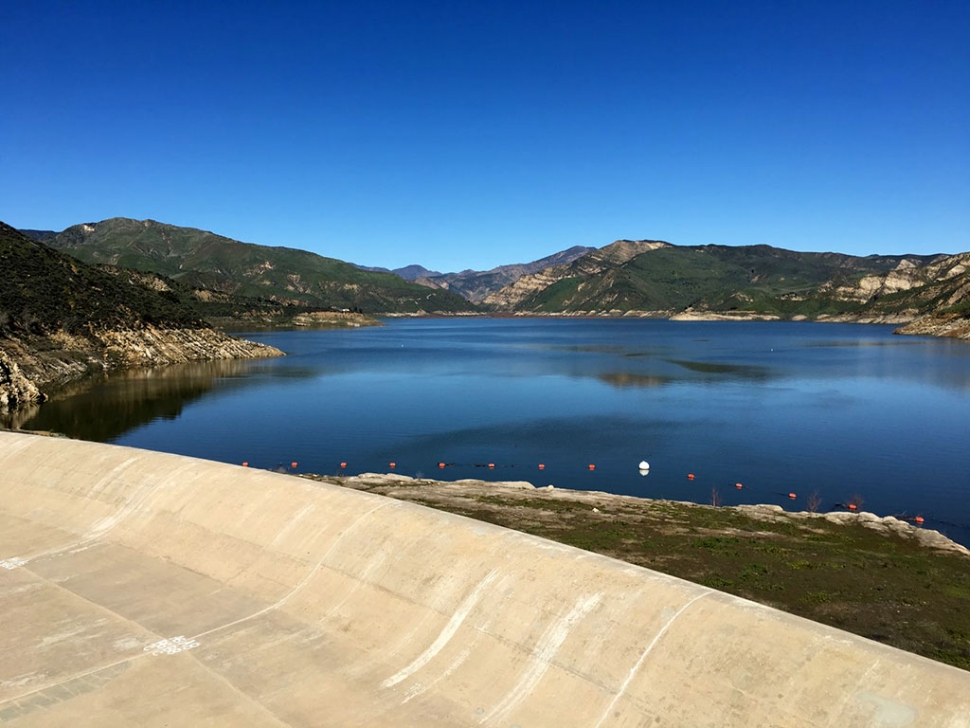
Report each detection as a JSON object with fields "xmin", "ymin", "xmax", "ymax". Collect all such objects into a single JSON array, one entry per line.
[{"xmin": 13, "ymin": 318, "xmax": 970, "ymax": 546}]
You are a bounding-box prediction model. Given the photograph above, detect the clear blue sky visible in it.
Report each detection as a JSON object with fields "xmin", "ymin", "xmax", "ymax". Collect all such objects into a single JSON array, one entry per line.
[{"xmin": 3, "ymin": 1, "xmax": 968, "ymax": 271}]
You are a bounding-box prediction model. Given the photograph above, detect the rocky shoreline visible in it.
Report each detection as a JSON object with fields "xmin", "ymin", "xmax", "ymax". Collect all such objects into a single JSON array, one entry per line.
[
  {"xmin": 489, "ymin": 309, "xmax": 970, "ymax": 340},
  {"xmin": 311, "ymin": 472, "xmax": 970, "ymax": 556},
  {"xmin": 0, "ymin": 326, "xmax": 283, "ymax": 413},
  {"xmin": 895, "ymin": 312, "xmax": 970, "ymax": 340}
]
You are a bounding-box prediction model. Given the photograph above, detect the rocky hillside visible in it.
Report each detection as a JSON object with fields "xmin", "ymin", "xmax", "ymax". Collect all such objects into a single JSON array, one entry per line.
[
  {"xmin": 357, "ymin": 247, "xmax": 596, "ymax": 303},
  {"xmin": 485, "ymin": 240, "xmax": 670, "ymax": 309},
  {"xmin": 42, "ymin": 218, "xmax": 475, "ymax": 314},
  {"xmin": 0, "ymin": 349, "xmax": 44, "ymax": 413},
  {"xmin": 484, "ymin": 240, "xmax": 970, "ymax": 330},
  {"xmin": 0, "ymin": 222, "xmax": 282, "ymax": 412},
  {"xmin": 884, "ymin": 253, "xmax": 970, "ymax": 338},
  {"xmin": 857, "ymin": 253, "xmax": 970, "ymax": 310},
  {"xmin": 415, "ymin": 245, "xmax": 596, "ymax": 303}
]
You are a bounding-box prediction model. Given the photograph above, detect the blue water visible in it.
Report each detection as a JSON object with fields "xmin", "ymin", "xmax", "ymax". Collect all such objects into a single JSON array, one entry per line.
[{"xmin": 19, "ymin": 318, "xmax": 970, "ymax": 546}]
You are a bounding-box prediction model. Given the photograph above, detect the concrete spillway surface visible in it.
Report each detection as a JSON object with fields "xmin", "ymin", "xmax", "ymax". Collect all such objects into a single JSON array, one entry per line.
[{"xmin": 0, "ymin": 432, "xmax": 968, "ymax": 727}]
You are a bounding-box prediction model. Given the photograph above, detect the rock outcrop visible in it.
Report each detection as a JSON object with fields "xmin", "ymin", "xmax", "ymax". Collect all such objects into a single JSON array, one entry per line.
[
  {"xmin": 0, "ymin": 348, "xmax": 46, "ymax": 412},
  {"xmin": 484, "ymin": 266, "xmax": 573, "ymax": 309},
  {"xmin": 895, "ymin": 313, "xmax": 970, "ymax": 340},
  {"xmin": 735, "ymin": 504, "xmax": 970, "ymax": 557},
  {"xmin": 0, "ymin": 327, "xmax": 283, "ymax": 414},
  {"xmin": 93, "ymin": 326, "xmax": 282, "ymax": 368}
]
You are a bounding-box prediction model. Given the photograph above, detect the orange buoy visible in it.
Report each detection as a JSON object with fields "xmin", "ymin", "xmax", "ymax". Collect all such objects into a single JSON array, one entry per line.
[
  {"xmin": 735, "ymin": 482, "xmax": 743, "ymax": 490},
  {"xmin": 242, "ymin": 462, "xmax": 249, "ymax": 467},
  {"xmin": 339, "ymin": 461, "xmax": 347, "ymax": 469},
  {"xmin": 438, "ymin": 462, "xmax": 446, "ymax": 469},
  {"xmin": 389, "ymin": 462, "xmax": 396, "ymax": 469},
  {"xmin": 848, "ymin": 503, "xmax": 858, "ymax": 512},
  {"xmin": 915, "ymin": 516, "xmax": 925, "ymax": 525},
  {"xmin": 488, "ymin": 463, "xmax": 495, "ymax": 469},
  {"xmin": 788, "ymin": 492, "xmax": 797, "ymax": 500},
  {"xmin": 538, "ymin": 463, "xmax": 545, "ymax": 470},
  {"xmin": 687, "ymin": 473, "xmax": 695, "ymax": 480},
  {"xmin": 291, "ymin": 462, "xmax": 298, "ymax": 469},
  {"xmin": 588, "ymin": 463, "xmax": 596, "ymax": 471}
]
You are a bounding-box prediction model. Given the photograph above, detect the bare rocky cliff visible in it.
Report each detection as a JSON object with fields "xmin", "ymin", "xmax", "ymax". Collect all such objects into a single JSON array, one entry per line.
[
  {"xmin": 822, "ymin": 253, "xmax": 968, "ymax": 304},
  {"xmin": 895, "ymin": 313, "xmax": 970, "ymax": 340},
  {"xmin": 93, "ymin": 326, "xmax": 282, "ymax": 368},
  {"xmin": 0, "ymin": 327, "xmax": 282, "ymax": 414},
  {"xmin": 0, "ymin": 349, "xmax": 46, "ymax": 411},
  {"xmin": 410, "ymin": 245, "xmax": 596, "ymax": 303},
  {"xmin": 484, "ymin": 239, "xmax": 669, "ymax": 309},
  {"xmin": 484, "ymin": 266, "xmax": 573, "ymax": 309}
]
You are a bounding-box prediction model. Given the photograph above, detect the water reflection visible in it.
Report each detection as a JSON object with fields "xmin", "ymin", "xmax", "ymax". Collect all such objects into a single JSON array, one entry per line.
[
  {"xmin": 11, "ymin": 359, "xmax": 275, "ymax": 441},
  {"xmin": 596, "ymin": 373, "xmax": 673, "ymax": 388},
  {"xmin": 666, "ymin": 359, "xmax": 771, "ymax": 379}
]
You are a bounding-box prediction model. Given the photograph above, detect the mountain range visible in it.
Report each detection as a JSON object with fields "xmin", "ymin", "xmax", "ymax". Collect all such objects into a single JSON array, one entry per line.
[
  {"xmin": 16, "ymin": 218, "xmax": 970, "ymax": 338},
  {"xmin": 484, "ymin": 239, "xmax": 968, "ymax": 317},
  {"xmin": 360, "ymin": 246, "xmax": 596, "ymax": 303}
]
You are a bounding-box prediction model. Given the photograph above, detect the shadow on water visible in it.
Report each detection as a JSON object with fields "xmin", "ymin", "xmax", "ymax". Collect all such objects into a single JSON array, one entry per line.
[
  {"xmin": 591, "ymin": 361, "xmax": 771, "ymax": 389},
  {"xmin": 539, "ymin": 344, "xmax": 671, "ymax": 358},
  {"xmin": 666, "ymin": 359, "xmax": 771, "ymax": 380}
]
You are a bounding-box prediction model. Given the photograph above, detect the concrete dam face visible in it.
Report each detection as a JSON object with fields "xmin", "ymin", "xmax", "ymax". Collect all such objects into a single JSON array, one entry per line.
[{"xmin": 0, "ymin": 430, "xmax": 967, "ymax": 727}]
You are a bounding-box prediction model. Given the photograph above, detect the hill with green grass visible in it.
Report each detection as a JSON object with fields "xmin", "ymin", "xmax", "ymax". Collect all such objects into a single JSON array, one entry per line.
[
  {"xmin": 44, "ymin": 218, "xmax": 475, "ymax": 314},
  {"xmin": 485, "ymin": 239, "xmax": 969, "ymax": 329}
]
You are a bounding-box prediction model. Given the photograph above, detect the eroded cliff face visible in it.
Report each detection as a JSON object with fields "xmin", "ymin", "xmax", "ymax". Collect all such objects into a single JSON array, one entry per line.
[
  {"xmin": 0, "ymin": 327, "xmax": 283, "ymax": 414},
  {"xmin": 895, "ymin": 314, "xmax": 970, "ymax": 340},
  {"xmin": 483, "ymin": 240, "xmax": 670, "ymax": 310},
  {"xmin": 93, "ymin": 327, "xmax": 282, "ymax": 368},
  {"xmin": 0, "ymin": 349, "xmax": 46, "ymax": 412},
  {"xmin": 822, "ymin": 253, "xmax": 969, "ymax": 304},
  {"xmin": 821, "ymin": 259, "xmax": 925, "ymax": 302},
  {"xmin": 484, "ymin": 267, "xmax": 572, "ymax": 309}
]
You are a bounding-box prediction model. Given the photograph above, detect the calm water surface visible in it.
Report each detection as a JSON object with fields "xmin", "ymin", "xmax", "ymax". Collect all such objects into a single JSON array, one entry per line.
[{"xmin": 16, "ymin": 319, "xmax": 970, "ymax": 546}]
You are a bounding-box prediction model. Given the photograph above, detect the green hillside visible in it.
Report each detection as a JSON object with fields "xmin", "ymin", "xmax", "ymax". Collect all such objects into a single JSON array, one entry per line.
[
  {"xmin": 0, "ymin": 221, "xmax": 204, "ymax": 335},
  {"xmin": 509, "ymin": 243, "xmax": 947, "ymax": 317},
  {"xmin": 47, "ymin": 218, "xmax": 475, "ymax": 314}
]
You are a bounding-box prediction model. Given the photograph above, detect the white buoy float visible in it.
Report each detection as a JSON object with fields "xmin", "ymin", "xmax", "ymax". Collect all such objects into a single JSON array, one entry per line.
[{"xmin": 638, "ymin": 460, "xmax": 650, "ymax": 476}]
